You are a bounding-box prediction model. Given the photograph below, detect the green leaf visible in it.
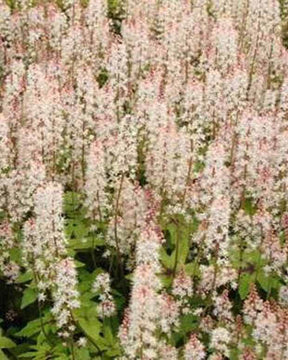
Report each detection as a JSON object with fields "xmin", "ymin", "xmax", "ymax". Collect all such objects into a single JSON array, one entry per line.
[
  {"xmin": 239, "ymin": 274, "xmax": 253, "ymax": 300},
  {"xmin": 75, "ymin": 348, "xmax": 90, "ymax": 360},
  {"xmin": 63, "ymin": 191, "xmax": 82, "ymax": 216},
  {"xmin": 74, "ymin": 303, "xmax": 101, "ymax": 341},
  {"xmin": 257, "ymin": 272, "xmax": 281, "ymax": 293},
  {"xmin": 185, "ymin": 262, "xmax": 200, "ymax": 277},
  {"xmin": 103, "ymin": 319, "xmax": 115, "ymax": 345},
  {"xmin": 160, "ymin": 222, "xmax": 190, "ymax": 271},
  {"xmin": 21, "ymin": 287, "xmax": 38, "ymax": 309},
  {"xmin": 178, "ymin": 237, "xmax": 190, "ymax": 266},
  {"xmin": 160, "ymin": 248, "xmax": 174, "ymax": 269},
  {"xmin": 16, "ymin": 271, "xmax": 33, "ymax": 284},
  {"xmin": 15, "ymin": 319, "xmax": 42, "ymax": 338},
  {"xmin": 166, "ymin": 222, "xmax": 178, "ymax": 245},
  {"xmin": 246, "ymin": 250, "xmax": 266, "ymax": 268},
  {"xmin": 105, "ymin": 345, "xmax": 122, "ymax": 358},
  {"xmin": 229, "ymin": 348, "xmax": 241, "ymax": 360},
  {"xmin": 77, "ymin": 318, "xmax": 101, "ymax": 345},
  {"xmin": 0, "ymin": 349, "xmax": 8, "ymax": 360},
  {"xmin": 243, "ymin": 198, "xmax": 257, "ymax": 216},
  {"xmin": 179, "ymin": 314, "xmax": 199, "ymax": 333},
  {"xmin": 69, "ymin": 236, "xmax": 104, "ymax": 251},
  {"xmin": 0, "ymin": 337, "xmax": 16, "ymax": 349},
  {"xmin": 74, "ymin": 260, "xmax": 86, "ymax": 268},
  {"xmin": 19, "ymin": 353, "xmax": 36, "ymax": 358},
  {"xmin": 18, "ymin": 343, "xmax": 52, "ymax": 360},
  {"xmin": 10, "ymin": 248, "xmax": 22, "ymax": 265},
  {"xmin": 75, "ymin": 304, "xmax": 110, "ymax": 351},
  {"xmin": 159, "ymin": 275, "xmax": 173, "ymax": 288},
  {"xmin": 65, "ymin": 218, "xmax": 89, "ymax": 240}
]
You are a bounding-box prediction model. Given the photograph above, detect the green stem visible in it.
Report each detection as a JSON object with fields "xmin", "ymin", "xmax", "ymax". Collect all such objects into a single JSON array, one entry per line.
[
  {"xmin": 70, "ymin": 341, "xmax": 76, "ymax": 360},
  {"xmin": 114, "ymin": 173, "xmax": 125, "ymax": 278},
  {"xmin": 237, "ymin": 236, "xmax": 245, "ymax": 287},
  {"xmin": 37, "ymin": 300, "xmax": 54, "ymax": 347},
  {"xmin": 172, "ymin": 220, "xmax": 180, "ymax": 278},
  {"xmin": 91, "ymin": 231, "xmax": 97, "ymax": 269}
]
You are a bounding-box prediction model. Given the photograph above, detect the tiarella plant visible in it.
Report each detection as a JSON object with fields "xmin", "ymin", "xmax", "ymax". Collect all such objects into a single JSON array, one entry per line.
[{"xmin": 0, "ymin": 0, "xmax": 288, "ymax": 359}]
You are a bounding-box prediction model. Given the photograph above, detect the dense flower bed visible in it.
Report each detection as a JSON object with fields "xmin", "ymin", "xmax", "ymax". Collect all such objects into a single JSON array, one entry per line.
[{"xmin": 0, "ymin": 0, "xmax": 288, "ymax": 359}]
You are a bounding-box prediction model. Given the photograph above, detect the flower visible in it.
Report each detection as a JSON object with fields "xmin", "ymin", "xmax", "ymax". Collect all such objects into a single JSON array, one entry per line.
[
  {"xmin": 93, "ymin": 273, "xmax": 116, "ymax": 318},
  {"xmin": 184, "ymin": 334, "xmax": 206, "ymax": 360},
  {"xmin": 52, "ymin": 258, "xmax": 80, "ymax": 331}
]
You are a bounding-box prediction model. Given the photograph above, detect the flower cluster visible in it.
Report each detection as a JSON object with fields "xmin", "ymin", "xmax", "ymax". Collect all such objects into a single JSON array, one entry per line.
[
  {"xmin": 23, "ymin": 182, "xmax": 79, "ymax": 336},
  {"xmin": 51, "ymin": 258, "xmax": 80, "ymax": 336},
  {"xmin": 93, "ymin": 272, "xmax": 116, "ymax": 318}
]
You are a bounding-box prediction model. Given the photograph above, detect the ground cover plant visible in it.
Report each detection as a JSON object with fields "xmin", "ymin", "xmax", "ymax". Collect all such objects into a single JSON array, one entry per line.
[{"xmin": 1, "ymin": 0, "xmax": 288, "ymax": 359}]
